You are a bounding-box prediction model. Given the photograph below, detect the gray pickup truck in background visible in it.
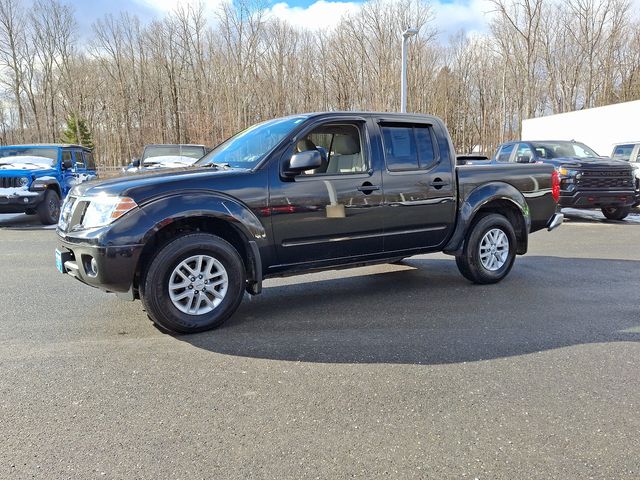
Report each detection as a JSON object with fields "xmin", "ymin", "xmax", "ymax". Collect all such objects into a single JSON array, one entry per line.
[{"xmin": 493, "ymin": 140, "xmax": 637, "ymax": 220}]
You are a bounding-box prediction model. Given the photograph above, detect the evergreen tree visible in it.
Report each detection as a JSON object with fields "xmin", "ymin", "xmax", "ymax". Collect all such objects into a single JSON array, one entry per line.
[{"xmin": 61, "ymin": 113, "xmax": 94, "ymax": 149}]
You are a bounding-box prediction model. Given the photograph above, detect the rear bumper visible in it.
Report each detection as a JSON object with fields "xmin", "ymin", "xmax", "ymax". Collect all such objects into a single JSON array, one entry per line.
[
  {"xmin": 547, "ymin": 212, "xmax": 563, "ymax": 231},
  {"xmin": 0, "ymin": 190, "xmax": 45, "ymax": 213},
  {"xmin": 57, "ymin": 238, "xmax": 143, "ymax": 294},
  {"xmin": 559, "ymin": 190, "xmax": 636, "ymax": 208}
]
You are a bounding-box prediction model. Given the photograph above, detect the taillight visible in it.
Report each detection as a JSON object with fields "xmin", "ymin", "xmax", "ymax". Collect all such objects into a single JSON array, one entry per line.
[{"xmin": 551, "ymin": 170, "xmax": 560, "ymax": 203}]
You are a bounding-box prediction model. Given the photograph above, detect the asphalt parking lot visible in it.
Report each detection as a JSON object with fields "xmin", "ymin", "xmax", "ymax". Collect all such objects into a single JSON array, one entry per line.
[{"xmin": 1, "ymin": 210, "xmax": 639, "ymax": 479}]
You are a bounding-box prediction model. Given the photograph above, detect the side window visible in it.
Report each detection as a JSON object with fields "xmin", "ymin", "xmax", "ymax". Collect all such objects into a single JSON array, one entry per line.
[
  {"xmin": 612, "ymin": 144, "xmax": 634, "ymax": 161},
  {"xmin": 74, "ymin": 150, "xmax": 85, "ymax": 169},
  {"xmin": 380, "ymin": 123, "xmax": 438, "ymax": 172},
  {"xmin": 515, "ymin": 143, "xmax": 534, "ymax": 163},
  {"xmin": 297, "ymin": 123, "xmax": 366, "ymax": 175},
  {"xmin": 496, "ymin": 144, "xmax": 514, "ymax": 162},
  {"xmin": 83, "ymin": 151, "xmax": 96, "ymax": 170},
  {"xmin": 62, "ymin": 151, "xmax": 72, "ymax": 168}
]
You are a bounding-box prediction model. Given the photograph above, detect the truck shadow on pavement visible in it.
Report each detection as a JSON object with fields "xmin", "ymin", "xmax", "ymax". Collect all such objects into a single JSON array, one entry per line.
[
  {"xmin": 177, "ymin": 256, "xmax": 640, "ymax": 365},
  {"xmin": 0, "ymin": 213, "xmax": 54, "ymax": 230}
]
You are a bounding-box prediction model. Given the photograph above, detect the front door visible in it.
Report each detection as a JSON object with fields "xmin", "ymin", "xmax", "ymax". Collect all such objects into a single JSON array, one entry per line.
[{"xmin": 269, "ymin": 118, "xmax": 385, "ymax": 266}]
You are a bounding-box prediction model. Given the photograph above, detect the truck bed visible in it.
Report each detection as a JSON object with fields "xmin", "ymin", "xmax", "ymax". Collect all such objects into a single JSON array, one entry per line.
[{"xmin": 456, "ymin": 163, "xmax": 557, "ymax": 233}]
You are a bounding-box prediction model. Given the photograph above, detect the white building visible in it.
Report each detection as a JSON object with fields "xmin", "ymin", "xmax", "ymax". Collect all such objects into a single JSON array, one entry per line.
[{"xmin": 521, "ymin": 100, "xmax": 640, "ymax": 157}]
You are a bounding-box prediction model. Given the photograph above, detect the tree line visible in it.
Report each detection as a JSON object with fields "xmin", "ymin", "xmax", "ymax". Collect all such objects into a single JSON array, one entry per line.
[{"xmin": 0, "ymin": 0, "xmax": 639, "ymax": 165}]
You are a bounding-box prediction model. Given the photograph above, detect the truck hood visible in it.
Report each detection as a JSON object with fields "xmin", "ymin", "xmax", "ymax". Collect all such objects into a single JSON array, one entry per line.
[
  {"xmin": 545, "ymin": 156, "xmax": 632, "ymax": 170},
  {"xmin": 70, "ymin": 166, "xmax": 250, "ymax": 203},
  {"xmin": 0, "ymin": 167, "xmax": 58, "ymax": 177}
]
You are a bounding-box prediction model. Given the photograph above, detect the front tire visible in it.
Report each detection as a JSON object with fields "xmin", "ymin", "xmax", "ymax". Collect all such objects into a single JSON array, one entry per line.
[
  {"xmin": 141, "ymin": 233, "xmax": 246, "ymax": 334},
  {"xmin": 455, "ymin": 213, "xmax": 517, "ymax": 284},
  {"xmin": 601, "ymin": 206, "xmax": 630, "ymax": 221},
  {"xmin": 37, "ymin": 189, "xmax": 61, "ymax": 225}
]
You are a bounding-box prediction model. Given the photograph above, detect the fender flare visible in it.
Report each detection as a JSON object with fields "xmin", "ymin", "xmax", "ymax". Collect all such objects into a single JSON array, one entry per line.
[
  {"xmin": 443, "ymin": 182, "xmax": 530, "ymax": 255},
  {"xmin": 134, "ymin": 192, "xmax": 266, "ymax": 294},
  {"xmin": 30, "ymin": 177, "xmax": 61, "ymax": 196}
]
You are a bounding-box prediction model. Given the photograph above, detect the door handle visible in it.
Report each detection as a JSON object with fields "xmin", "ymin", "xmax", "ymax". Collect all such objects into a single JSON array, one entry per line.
[
  {"xmin": 357, "ymin": 182, "xmax": 380, "ymax": 194},
  {"xmin": 430, "ymin": 178, "xmax": 449, "ymax": 189}
]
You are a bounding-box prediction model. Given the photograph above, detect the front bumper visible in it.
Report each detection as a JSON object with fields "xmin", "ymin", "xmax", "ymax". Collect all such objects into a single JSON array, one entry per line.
[
  {"xmin": 558, "ymin": 190, "xmax": 636, "ymax": 209},
  {"xmin": 57, "ymin": 236, "xmax": 143, "ymax": 295},
  {"xmin": 0, "ymin": 190, "xmax": 45, "ymax": 213}
]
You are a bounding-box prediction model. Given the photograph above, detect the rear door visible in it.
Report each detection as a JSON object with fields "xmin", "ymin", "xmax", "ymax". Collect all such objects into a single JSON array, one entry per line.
[
  {"xmin": 269, "ymin": 116, "xmax": 385, "ymax": 265},
  {"xmin": 375, "ymin": 118, "xmax": 456, "ymax": 253}
]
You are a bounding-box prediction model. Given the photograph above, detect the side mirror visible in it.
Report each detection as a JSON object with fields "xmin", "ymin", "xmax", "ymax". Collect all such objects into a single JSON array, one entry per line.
[
  {"xmin": 132, "ymin": 158, "xmax": 140, "ymax": 168},
  {"xmin": 286, "ymin": 150, "xmax": 322, "ymax": 175},
  {"xmin": 63, "ymin": 158, "xmax": 73, "ymax": 169}
]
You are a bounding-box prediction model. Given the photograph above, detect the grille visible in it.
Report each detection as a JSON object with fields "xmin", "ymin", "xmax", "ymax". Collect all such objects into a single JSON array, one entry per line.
[
  {"xmin": 577, "ymin": 170, "xmax": 634, "ymax": 190},
  {"xmin": 59, "ymin": 197, "xmax": 90, "ymax": 231},
  {"xmin": 0, "ymin": 177, "xmax": 21, "ymax": 188}
]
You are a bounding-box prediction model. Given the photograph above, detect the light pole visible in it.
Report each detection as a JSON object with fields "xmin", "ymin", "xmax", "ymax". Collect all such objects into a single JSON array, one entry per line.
[{"xmin": 400, "ymin": 27, "xmax": 419, "ymax": 113}]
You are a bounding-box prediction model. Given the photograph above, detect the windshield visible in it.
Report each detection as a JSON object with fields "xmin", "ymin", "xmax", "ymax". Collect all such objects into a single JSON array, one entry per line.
[
  {"xmin": 0, "ymin": 147, "xmax": 58, "ymax": 168},
  {"xmin": 530, "ymin": 141, "xmax": 600, "ymax": 159},
  {"xmin": 143, "ymin": 145, "xmax": 206, "ymax": 162},
  {"xmin": 195, "ymin": 116, "xmax": 308, "ymax": 169}
]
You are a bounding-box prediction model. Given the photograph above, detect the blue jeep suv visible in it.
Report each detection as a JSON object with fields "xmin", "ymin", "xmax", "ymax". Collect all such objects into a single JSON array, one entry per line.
[{"xmin": 0, "ymin": 144, "xmax": 97, "ymax": 224}]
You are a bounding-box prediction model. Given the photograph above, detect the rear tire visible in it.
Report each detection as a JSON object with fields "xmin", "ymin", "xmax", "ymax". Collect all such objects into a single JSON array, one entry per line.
[
  {"xmin": 140, "ymin": 233, "xmax": 246, "ymax": 334},
  {"xmin": 455, "ymin": 213, "xmax": 517, "ymax": 284},
  {"xmin": 601, "ymin": 206, "xmax": 630, "ymax": 221},
  {"xmin": 36, "ymin": 189, "xmax": 60, "ymax": 225}
]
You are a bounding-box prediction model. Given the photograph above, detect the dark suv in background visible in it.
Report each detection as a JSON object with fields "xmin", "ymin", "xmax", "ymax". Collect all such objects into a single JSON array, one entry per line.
[{"xmin": 493, "ymin": 140, "xmax": 637, "ymax": 220}]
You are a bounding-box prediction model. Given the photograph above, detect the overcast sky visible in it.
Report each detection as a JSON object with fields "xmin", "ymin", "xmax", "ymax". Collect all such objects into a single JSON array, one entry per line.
[{"xmin": 70, "ymin": 0, "xmax": 494, "ymax": 40}]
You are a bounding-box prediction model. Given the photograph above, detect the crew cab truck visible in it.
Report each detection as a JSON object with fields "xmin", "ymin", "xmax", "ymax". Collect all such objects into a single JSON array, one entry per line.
[
  {"xmin": 56, "ymin": 113, "xmax": 562, "ymax": 334},
  {"xmin": 0, "ymin": 144, "xmax": 97, "ymax": 224},
  {"xmin": 493, "ymin": 140, "xmax": 637, "ymax": 220}
]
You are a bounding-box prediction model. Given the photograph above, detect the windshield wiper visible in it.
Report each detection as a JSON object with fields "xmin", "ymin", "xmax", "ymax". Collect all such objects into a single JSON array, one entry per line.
[{"xmin": 201, "ymin": 162, "xmax": 232, "ymax": 169}]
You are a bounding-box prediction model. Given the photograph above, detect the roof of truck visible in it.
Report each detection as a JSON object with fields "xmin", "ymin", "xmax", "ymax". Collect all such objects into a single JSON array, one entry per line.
[{"xmin": 0, "ymin": 143, "xmax": 92, "ymax": 150}]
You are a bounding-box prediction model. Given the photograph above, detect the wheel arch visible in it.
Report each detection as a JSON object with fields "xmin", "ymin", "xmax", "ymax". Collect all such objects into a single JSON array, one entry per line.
[
  {"xmin": 444, "ymin": 182, "xmax": 530, "ymax": 256},
  {"xmin": 32, "ymin": 178, "xmax": 62, "ymax": 197},
  {"xmin": 132, "ymin": 194, "xmax": 266, "ymax": 297}
]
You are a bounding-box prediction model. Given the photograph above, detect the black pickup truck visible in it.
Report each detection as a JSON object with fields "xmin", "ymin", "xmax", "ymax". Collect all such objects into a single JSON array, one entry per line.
[
  {"xmin": 56, "ymin": 112, "xmax": 562, "ymax": 333},
  {"xmin": 493, "ymin": 140, "xmax": 637, "ymax": 220}
]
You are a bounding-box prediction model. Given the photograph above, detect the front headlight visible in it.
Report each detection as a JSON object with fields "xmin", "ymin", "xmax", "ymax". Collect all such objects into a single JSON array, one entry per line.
[
  {"xmin": 557, "ymin": 167, "xmax": 578, "ymax": 177},
  {"xmin": 82, "ymin": 196, "xmax": 138, "ymax": 228},
  {"xmin": 18, "ymin": 176, "xmax": 29, "ymax": 187}
]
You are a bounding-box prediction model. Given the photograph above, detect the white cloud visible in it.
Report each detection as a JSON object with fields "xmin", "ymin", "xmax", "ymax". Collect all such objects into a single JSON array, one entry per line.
[
  {"xmin": 432, "ymin": 0, "xmax": 495, "ymax": 38},
  {"xmin": 265, "ymin": 0, "xmax": 494, "ymax": 37},
  {"xmin": 136, "ymin": 0, "xmax": 496, "ymax": 37},
  {"xmin": 266, "ymin": 0, "xmax": 361, "ymax": 30},
  {"xmin": 134, "ymin": 0, "xmax": 224, "ymax": 15}
]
